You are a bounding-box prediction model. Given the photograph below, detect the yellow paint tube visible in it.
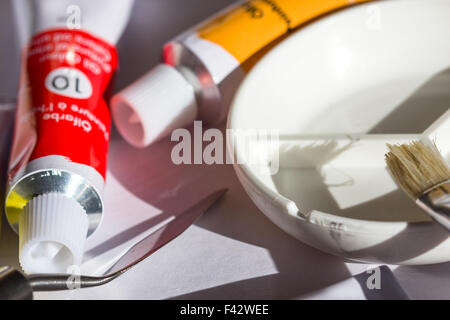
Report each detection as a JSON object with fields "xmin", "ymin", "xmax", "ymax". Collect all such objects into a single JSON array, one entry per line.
[{"xmin": 111, "ymin": 0, "xmax": 373, "ymax": 147}]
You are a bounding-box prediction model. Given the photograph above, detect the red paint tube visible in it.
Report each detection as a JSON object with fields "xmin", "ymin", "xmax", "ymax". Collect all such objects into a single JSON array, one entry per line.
[{"xmin": 5, "ymin": 0, "xmax": 133, "ymax": 274}]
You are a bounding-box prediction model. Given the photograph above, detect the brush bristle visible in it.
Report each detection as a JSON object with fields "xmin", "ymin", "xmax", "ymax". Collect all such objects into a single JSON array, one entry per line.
[{"xmin": 385, "ymin": 141, "xmax": 450, "ymax": 199}]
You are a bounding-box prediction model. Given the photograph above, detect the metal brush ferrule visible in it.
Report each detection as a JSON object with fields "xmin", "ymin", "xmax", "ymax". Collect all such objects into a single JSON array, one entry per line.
[{"xmin": 417, "ymin": 180, "xmax": 450, "ymax": 232}]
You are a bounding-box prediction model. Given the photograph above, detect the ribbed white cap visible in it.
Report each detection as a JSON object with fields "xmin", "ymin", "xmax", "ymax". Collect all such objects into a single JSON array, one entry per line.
[
  {"xmin": 19, "ymin": 194, "xmax": 89, "ymax": 274},
  {"xmin": 111, "ymin": 63, "xmax": 197, "ymax": 148}
]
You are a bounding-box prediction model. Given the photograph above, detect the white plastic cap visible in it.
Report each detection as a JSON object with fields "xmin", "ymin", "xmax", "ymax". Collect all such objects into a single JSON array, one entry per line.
[
  {"xmin": 111, "ymin": 63, "xmax": 197, "ymax": 148},
  {"xmin": 19, "ymin": 194, "xmax": 89, "ymax": 274}
]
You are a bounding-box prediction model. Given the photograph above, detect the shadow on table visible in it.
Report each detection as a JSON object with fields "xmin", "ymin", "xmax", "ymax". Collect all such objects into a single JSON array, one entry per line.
[{"xmin": 392, "ymin": 262, "xmax": 450, "ymax": 299}]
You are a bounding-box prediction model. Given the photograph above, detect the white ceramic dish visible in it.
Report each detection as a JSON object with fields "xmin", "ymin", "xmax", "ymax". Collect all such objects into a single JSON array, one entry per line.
[{"xmin": 227, "ymin": 0, "xmax": 450, "ymax": 265}]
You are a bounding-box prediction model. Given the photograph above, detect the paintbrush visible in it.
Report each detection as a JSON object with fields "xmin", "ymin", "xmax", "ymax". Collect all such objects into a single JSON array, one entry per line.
[{"xmin": 385, "ymin": 141, "xmax": 450, "ymax": 232}]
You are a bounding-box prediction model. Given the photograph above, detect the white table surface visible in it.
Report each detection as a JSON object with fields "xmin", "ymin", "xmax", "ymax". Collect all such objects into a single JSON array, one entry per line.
[{"xmin": 0, "ymin": 0, "xmax": 449, "ymax": 300}]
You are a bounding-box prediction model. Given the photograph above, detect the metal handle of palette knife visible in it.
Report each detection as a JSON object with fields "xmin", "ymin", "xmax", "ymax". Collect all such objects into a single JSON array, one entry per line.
[{"xmin": 0, "ymin": 189, "xmax": 227, "ymax": 299}]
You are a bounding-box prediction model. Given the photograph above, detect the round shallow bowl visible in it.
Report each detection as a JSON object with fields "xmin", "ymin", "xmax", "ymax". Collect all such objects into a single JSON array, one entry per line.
[{"xmin": 227, "ymin": 0, "xmax": 450, "ymax": 265}]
